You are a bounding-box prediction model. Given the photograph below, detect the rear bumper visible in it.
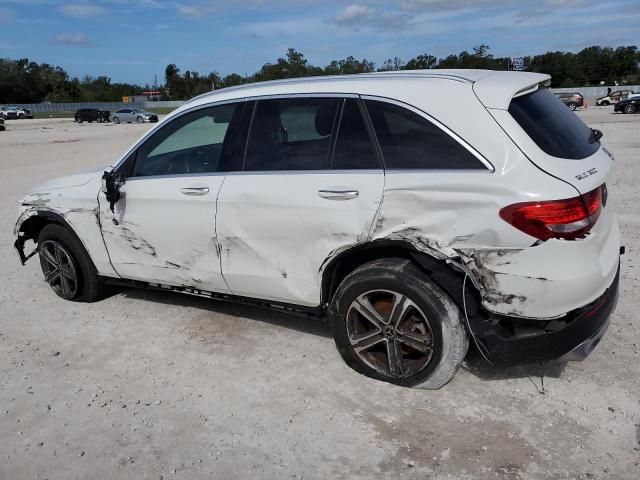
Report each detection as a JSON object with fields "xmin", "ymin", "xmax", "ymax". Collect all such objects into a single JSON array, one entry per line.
[{"xmin": 471, "ymin": 263, "xmax": 619, "ymax": 364}]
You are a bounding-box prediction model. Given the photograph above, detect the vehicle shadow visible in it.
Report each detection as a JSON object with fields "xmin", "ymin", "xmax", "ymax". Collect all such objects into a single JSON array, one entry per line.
[
  {"xmin": 462, "ymin": 344, "xmax": 568, "ymax": 387},
  {"xmin": 118, "ymin": 287, "xmax": 333, "ymax": 339}
]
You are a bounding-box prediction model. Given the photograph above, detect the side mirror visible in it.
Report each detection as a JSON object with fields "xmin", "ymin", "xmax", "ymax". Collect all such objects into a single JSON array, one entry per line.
[{"xmin": 101, "ymin": 171, "xmax": 125, "ymax": 213}]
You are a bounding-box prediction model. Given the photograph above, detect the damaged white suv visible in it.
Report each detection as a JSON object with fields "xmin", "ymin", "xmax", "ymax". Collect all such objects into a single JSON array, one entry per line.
[{"xmin": 15, "ymin": 70, "xmax": 621, "ymax": 389}]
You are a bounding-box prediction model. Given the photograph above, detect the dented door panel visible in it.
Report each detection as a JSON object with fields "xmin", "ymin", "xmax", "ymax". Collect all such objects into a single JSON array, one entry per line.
[
  {"xmin": 99, "ymin": 175, "xmax": 230, "ymax": 292},
  {"xmin": 217, "ymin": 171, "xmax": 384, "ymax": 306}
]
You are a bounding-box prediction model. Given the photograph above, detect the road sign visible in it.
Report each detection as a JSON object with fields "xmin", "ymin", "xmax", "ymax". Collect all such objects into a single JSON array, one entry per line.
[{"xmin": 511, "ymin": 57, "xmax": 524, "ymax": 71}]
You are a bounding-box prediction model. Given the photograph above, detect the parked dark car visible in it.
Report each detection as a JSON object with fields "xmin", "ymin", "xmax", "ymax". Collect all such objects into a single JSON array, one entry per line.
[
  {"xmin": 554, "ymin": 92, "xmax": 584, "ymax": 110},
  {"xmin": 74, "ymin": 108, "xmax": 111, "ymax": 123},
  {"xmin": 0, "ymin": 116, "xmax": 5, "ymax": 131},
  {"xmin": 614, "ymin": 97, "xmax": 640, "ymax": 114}
]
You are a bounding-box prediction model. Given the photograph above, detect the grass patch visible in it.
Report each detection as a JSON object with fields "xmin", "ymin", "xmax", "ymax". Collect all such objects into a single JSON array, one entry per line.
[{"xmin": 32, "ymin": 111, "xmax": 76, "ymax": 119}]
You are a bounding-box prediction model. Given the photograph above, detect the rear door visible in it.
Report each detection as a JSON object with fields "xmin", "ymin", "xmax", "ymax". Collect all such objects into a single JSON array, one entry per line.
[
  {"xmin": 216, "ymin": 96, "xmax": 385, "ymax": 306},
  {"xmin": 100, "ymin": 102, "xmax": 245, "ymax": 292}
]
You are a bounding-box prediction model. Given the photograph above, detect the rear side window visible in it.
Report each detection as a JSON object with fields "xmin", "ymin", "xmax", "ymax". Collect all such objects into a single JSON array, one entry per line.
[
  {"xmin": 365, "ymin": 100, "xmax": 485, "ymax": 170},
  {"xmin": 509, "ymin": 87, "xmax": 599, "ymax": 159},
  {"xmin": 332, "ymin": 99, "xmax": 380, "ymax": 169},
  {"xmin": 244, "ymin": 98, "xmax": 339, "ymax": 171}
]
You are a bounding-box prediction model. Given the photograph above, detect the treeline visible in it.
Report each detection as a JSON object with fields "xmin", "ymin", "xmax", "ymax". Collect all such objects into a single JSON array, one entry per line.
[{"xmin": 1, "ymin": 45, "xmax": 638, "ymax": 103}]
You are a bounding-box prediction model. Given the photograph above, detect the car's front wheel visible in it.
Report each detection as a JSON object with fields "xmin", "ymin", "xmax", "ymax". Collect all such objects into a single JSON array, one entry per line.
[
  {"xmin": 113, "ymin": 117, "xmax": 120, "ymax": 124},
  {"xmin": 136, "ymin": 116, "xmax": 144, "ymax": 123},
  {"xmin": 38, "ymin": 224, "xmax": 105, "ymax": 302},
  {"xmin": 567, "ymin": 102, "xmax": 578, "ymax": 111},
  {"xmin": 330, "ymin": 258, "xmax": 469, "ymax": 389},
  {"xmin": 624, "ymin": 104, "xmax": 636, "ymax": 114}
]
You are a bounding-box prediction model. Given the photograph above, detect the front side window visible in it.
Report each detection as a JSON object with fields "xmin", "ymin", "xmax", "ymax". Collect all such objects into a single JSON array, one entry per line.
[
  {"xmin": 365, "ymin": 100, "xmax": 485, "ymax": 169},
  {"xmin": 132, "ymin": 103, "xmax": 240, "ymax": 177},
  {"xmin": 509, "ymin": 87, "xmax": 599, "ymax": 159},
  {"xmin": 244, "ymin": 98, "xmax": 339, "ymax": 171}
]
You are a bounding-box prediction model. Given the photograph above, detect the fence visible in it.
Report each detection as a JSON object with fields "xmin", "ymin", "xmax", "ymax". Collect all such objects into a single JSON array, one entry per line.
[
  {"xmin": 8, "ymin": 100, "xmax": 186, "ymax": 114},
  {"xmin": 551, "ymin": 85, "xmax": 640, "ymax": 100},
  {"xmin": 8, "ymin": 85, "xmax": 640, "ymax": 113}
]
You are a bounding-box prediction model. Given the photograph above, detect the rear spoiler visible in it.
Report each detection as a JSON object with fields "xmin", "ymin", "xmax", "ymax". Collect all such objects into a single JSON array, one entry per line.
[{"xmin": 472, "ymin": 71, "xmax": 551, "ymax": 110}]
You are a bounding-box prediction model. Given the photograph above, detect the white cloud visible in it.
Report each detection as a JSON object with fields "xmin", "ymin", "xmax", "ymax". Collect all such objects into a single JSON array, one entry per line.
[
  {"xmin": 57, "ymin": 4, "xmax": 107, "ymax": 17},
  {"xmin": 51, "ymin": 33, "xmax": 91, "ymax": 46},
  {"xmin": 332, "ymin": 4, "xmax": 410, "ymax": 30},
  {"xmin": 335, "ymin": 4, "xmax": 375, "ymax": 24}
]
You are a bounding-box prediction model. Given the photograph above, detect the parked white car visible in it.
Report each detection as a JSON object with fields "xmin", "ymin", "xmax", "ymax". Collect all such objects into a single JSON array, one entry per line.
[{"xmin": 14, "ymin": 70, "xmax": 621, "ymax": 388}]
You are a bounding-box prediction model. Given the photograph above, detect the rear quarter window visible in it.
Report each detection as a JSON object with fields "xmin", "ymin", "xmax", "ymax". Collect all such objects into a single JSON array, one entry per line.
[{"xmin": 509, "ymin": 87, "xmax": 599, "ymax": 160}]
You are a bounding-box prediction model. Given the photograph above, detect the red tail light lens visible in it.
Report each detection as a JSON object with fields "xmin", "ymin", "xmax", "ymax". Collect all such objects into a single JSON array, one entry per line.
[{"xmin": 499, "ymin": 186, "xmax": 603, "ymax": 240}]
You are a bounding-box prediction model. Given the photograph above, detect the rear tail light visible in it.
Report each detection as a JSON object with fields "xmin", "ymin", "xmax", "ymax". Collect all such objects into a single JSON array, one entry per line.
[{"xmin": 499, "ymin": 186, "xmax": 603, "ymax": 240}]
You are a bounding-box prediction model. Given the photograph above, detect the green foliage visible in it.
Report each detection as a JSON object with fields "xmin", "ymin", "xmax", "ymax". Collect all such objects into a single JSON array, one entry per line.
[{"xmin": 1, "ymin": 44, "xmax": 639, "ymax": 103}]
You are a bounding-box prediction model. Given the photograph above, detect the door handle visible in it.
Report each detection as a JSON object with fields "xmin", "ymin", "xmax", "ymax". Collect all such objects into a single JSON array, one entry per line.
[
  {"xmin": 180, "ymin": 186, "xmax": 209, "ymax": 196},
  {"xmin": 318, "ymin": 188, "xmax": 359, "ymax": 200}
]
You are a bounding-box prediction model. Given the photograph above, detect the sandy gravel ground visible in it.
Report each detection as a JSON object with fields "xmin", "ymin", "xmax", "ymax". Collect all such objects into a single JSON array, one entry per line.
[{"xmin": 0, "ymin": 109, "xmax": 638, "ymax": 480}]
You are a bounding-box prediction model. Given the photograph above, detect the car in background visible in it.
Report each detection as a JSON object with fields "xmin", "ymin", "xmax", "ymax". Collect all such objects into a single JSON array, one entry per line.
[
  {"xmin": 554, "ymin": 92, "xmax": 584, "ymax": 110},
  {"xmin": 111, "ymin": 108, "xmax": 158, "ymax": 124},
  {"xmin": 0, "ymin": 116, "xmax": 5, "ymax": 131},
  {"xmin": 74, "ymin": 108, "xmax": 111, "ymax": 123},
  {"xmin": 614, "ymin": 97, "xmax": 640, "ymax": 114},
  {"xmin": 595, "ymin": 89, "xmax": 638, "ymax": 106},
  {"xmin": 0, "ymin": 106, "xmax": 19, "ymax": 120},
  {"xmin": 11, "ymin": 106, "xmax": 33, "ymax": 119}
]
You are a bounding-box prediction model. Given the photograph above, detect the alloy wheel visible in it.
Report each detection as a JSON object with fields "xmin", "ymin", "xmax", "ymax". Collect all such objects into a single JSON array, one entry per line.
[
  {"xmin": 39, "ymin": 240, "xmax": 79, "ymax": 299},
  {"xmin": 346, "ymin": 289, "xmax": 434, "ymax": 378}
]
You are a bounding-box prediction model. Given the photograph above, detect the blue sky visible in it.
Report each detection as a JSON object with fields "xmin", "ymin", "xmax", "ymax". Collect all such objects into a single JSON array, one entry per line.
[{"xmin": 1, "ymin": 0, "xmax": 639, "ymax": 85}]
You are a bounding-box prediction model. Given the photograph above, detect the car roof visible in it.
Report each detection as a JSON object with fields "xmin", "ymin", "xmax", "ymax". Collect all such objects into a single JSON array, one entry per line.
[{"xmin": 177, "ymin": 69, "xmax": 550, "ymax": 114}]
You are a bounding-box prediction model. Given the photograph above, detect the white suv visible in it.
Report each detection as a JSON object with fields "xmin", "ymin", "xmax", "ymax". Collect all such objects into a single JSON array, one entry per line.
[{"xmin": 14, "ymin": 70, "xmax": 621, "ymax": 389}]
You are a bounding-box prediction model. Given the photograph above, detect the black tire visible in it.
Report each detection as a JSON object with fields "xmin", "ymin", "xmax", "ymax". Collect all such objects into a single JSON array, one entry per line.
[
  {"xmin": 113, "ymin": 117, "xmax": 120, "ymax": 124},
  {"xmin": 37, "ymin": 224, "xmax": 105, "ymax": 302},
  {"xmin": 624, "ymin": 104, "xmax": 636, "ymax": 114},
  {"xmin": 136, "ymin": 116, "xmax": 144, "ymax": 123},
  {"xmin": 567, "ymin": 102, "xmax": 577, "ymax": 111},
  {"xmin": 76, "ymin": 117, "xmax": 83, "ymax": 123},
  {"xmin": 329, "ymin": 258, "xmax": 469, "ymax": 389},
  {"xmin": 601, "ymin": 100, "xmax": 610, "ymax": 106}
]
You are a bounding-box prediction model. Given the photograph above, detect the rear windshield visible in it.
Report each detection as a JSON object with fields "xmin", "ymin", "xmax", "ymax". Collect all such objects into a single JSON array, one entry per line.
[{"xmin": 508, "ymin": 87, "xmax": 599, "ymax": 159}]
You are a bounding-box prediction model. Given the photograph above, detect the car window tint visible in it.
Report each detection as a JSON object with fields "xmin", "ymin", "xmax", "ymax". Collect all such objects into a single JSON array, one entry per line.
[
  {"xmin": 244, "ymin": 98, "xmax": 339, "ymax": 171},
  {"xmin": 509, "ymin": 87, "xmax": 599, "ymax": 159},
  {"xmin": 133, "ymin": 103, "xmax": 239, "ymax": 177},
  {"xmin": 332, "ymin": 99, "xmax": 379, "ymax": 169},
  {"xmin": 365, "ymin": 100, "xmax": 485, "ymax": 169}
]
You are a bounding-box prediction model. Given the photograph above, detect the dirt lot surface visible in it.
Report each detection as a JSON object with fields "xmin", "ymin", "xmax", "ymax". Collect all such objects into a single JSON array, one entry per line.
[{"xmin": 1, "ymin": 110, "xmax": 639, "ymax": 479}]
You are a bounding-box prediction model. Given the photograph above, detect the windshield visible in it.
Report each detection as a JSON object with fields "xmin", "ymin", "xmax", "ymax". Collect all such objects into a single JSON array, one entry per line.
[{"xmin": 509, "ymin": 87, "xmax": 599, "ymax": 159}]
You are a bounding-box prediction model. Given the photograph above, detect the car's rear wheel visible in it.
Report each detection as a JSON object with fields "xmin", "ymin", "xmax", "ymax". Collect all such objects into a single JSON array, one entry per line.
[
  {"xmin": 567, "ymin": 102, "xmax": 577, "ymax": 111},
  {"xmin": 624, "ymin": 104, "xmax": 636, "ymax": 114},
  {"xmin": 330, "ymin": 258, "xmax": 469, "ymax": 389},
  {"xmin": 113, "ymin": 117, "xmax": 120, "ymax": 124},
  {"xmin": 601, "ymin": 100, "xmax": 610, "ymax": 106},
  {"xmin": 136, "ymin": 116, "xmax": 144, "ymax": 123},
  {"xmin": 38, "ymin": 224, "xmax": 105, "ymax": 302}
]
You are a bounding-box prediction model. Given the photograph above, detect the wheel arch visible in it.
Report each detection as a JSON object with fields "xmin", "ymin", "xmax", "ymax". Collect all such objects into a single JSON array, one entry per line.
[
  {"xmin": 15, "ymin": 210, "xmax": 84, "ymax": 264},
  {"xmin": 320, "ymin": 240, "xmax": 480, "ymax": 316}
]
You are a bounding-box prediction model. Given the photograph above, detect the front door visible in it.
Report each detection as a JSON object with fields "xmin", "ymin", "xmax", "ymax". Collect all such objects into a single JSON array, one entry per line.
[
  {"xmin": 100, "ymin": 102, "xmax": 244, "ymax": 293},
  {"xmin": 216, "ymin": 96, "xmax": 385, "ymax": 306}
]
